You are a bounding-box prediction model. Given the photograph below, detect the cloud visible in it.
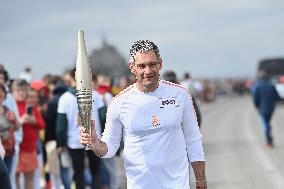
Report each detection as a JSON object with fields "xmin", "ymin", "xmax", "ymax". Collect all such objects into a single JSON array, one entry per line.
[{"xmin": 1, "ymin": 0, "xmax": 284, "ymax": 79}]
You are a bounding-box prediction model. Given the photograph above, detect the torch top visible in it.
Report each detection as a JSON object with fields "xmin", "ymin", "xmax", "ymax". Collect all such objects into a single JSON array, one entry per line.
[{"xmin": 75, "ymin": 29, "xmax": 92, "ymax": 90}]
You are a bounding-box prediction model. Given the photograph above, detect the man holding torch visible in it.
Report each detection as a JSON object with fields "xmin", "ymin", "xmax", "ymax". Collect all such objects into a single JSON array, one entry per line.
[{"xmin": 80, "ymin": 40, "xmax": 207, "ymax": 189}]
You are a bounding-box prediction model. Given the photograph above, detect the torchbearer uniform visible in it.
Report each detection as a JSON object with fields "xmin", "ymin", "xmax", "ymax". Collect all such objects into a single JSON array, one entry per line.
[{"xmin": 101, "ymin": 80, "xmax": 205, "ymax": 189}]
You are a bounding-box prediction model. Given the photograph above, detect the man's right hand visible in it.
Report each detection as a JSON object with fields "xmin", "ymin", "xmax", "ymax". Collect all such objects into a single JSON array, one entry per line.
[
  {"xmin": 80, "ymin": 125, "xmax": 108, "ymax": 157},
  {"xmin": 79, "ymin": 126, "xmax": 92, "ymax": 146}
]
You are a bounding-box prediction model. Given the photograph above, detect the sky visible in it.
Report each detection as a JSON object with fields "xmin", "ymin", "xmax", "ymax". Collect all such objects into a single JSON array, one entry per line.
[{"xmin": 1, "ymin": 0, "xmax": 284, "ymax": 80}]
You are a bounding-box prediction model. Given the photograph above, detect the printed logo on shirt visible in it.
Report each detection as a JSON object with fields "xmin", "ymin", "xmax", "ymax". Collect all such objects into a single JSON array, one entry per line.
[
  {"xmin": 151, "ymin": 115, "xmax": 160, "ymax": 127},
  {"xmin": 159, "ymin": 97, "xmax": 179, "ymax": 108}
]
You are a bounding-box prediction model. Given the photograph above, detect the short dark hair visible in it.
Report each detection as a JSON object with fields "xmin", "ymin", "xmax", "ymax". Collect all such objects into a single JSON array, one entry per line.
[
  {"xmin": 12, "ymin": 79, "xmax": 28, "ymax": 92},
  {"xmin": 184, "ymin": 72, "xmax": 191, "ymax": 79},
  {"xmin": 258, "ymin": 70, "xmax": 269, "ymax": 80},
  {"xmin": 163, "ymin": 70, "xmax": 178, "ymax": 84},
  {"xmin": 129, "ymin": 40, "xmax": 160, "ymax": 63},
  {"xmin": 70, "ymin": 67, "xmax": 76, "ymax": 79},
  {"xmin": 92, "ymin": 73, "xmax": 97, "ymax": 82},
  {"xmin": 0, "ymin": 69, "xmax": 9, "ymax": 82}
]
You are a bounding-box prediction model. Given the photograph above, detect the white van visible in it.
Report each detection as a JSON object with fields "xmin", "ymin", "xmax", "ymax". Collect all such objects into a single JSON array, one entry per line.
[{"xmin": 258, "ymin": 58, "xmax": 284, "ymax": 100}]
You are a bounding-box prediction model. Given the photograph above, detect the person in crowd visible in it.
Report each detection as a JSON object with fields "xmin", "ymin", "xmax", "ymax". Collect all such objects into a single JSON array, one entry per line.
[
  {"xmin": 251, "ymin": 70, "xmax": 280, "ymax": 148},
  {"xmin": 0, "ymin": 67, "xmax": 22, "ymax": 189},
  {"xmin": 81, "ymin": 40, "xmax": 207, "ymax": 189},
  {"xmin": 13, "ymin": 81, "xmax": 45, "ymax": 189},
  {"xmin": 19, "ymin": 66, "xmax": 32, "ymax": 83},
  {"xmin": 181, "ymin": 72, "xmax": 203, "ymax": 103},
  {"xmin": 30, "ymin": 80, "xmax": 49, "ymax": 189},
  {"xmin": 45, "ymin": 76, "xmax": 69, "ymax": 189},
  {"xmin": 93, "ymin": 73, "xmax": 118, "ymax": 189},
  {"xmin": 0, "ymin": 139, "xmax": 12, "ymax": 189},
  {"xmin": 56, "ymin": 68, "xmax": 101, "ymax": 189},
  {"xmin": 0, "ymin": 84, "xmax": 19, "ymax": 174}
]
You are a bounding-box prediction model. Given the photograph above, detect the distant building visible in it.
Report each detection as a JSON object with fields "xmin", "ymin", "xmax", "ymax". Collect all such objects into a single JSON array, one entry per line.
[{"xmin": 89, "ymin": 39, "xmax": 130, "ymax": 79}]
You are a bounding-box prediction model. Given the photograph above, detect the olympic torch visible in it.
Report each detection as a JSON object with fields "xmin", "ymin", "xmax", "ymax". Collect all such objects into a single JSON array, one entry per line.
[{"xmin": 75, "ymin": 30, "xmax": 93, "ymax": 150}]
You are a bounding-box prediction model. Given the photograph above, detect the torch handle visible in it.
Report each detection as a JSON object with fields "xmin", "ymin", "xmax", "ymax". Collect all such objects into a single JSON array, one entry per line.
[{"xmin": 76, "ymin": 89, "xmax": 93, "ymax": 151}]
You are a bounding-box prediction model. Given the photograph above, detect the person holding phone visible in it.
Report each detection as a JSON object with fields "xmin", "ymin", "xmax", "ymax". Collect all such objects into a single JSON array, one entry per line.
[{"xmin": 12, "ymin": 80, "xmax": 45, "ymax": 189}]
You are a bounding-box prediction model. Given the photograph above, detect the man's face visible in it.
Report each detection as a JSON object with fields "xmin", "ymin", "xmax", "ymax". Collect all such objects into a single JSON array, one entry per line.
[
  {"xmin": 63, "ymin": 73, "xmax": 72, "ymax": 86},
  {"xmin": 129, "ymin": 50, "xmax": 162, "ymax": 92}
]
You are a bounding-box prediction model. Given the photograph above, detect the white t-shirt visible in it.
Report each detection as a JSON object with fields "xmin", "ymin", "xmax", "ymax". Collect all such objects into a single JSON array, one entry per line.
[
  {"xmin": 92, "ymin": 90, "xmax": 106, "ymax": 138},
  {"xmin": 101, "ymin": 80, "xmax": 205, "ymax": 189},
  {"xmin": 57, "ymin": 90, "xmax": 82, "ymax": 149},
  {"xmin": 101, "ymin": 92, "xmax": 113, "ymax": 106},
  {"xmin": 57, "ymin": 89, "xmax": 105, "ymax": 149}
]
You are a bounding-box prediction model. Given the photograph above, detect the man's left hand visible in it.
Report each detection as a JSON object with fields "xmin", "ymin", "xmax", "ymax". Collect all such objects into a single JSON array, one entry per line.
[{"xmin": 196, "ymin": 181, "xmax": 207, "ymax": 189}]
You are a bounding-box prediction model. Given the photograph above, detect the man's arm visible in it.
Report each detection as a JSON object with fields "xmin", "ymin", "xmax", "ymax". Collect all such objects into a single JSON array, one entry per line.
[
  {"xmin": 56, "ymin": 113, "xmax": 68, "ymax": 147},
  {"xmin": 181, "ymin": 91, "xmax": 207, "ymax": 188},
  {"xmin": 251, "ymin": 84, "xmax": 260, "ymax": 108},
  {"xmin": 91, "ymin": 139, "xmax": 108, "ymax": 157},
  {"xmin": 80, "ymin": 125, "xmax": 108, "ymax": 157},
  {"xmin": 181, "ymin": 92, "xmax": 205, "ymax": 161},
  {"xmin": 81, "ymin": 97, "xmax": 123, "ymax": 158},
  {"xmin": 56, "ymin": 95, "xmax": 68, "ymax": 148},
  {"xmin": 191, "ymin": 161, "xmax": 207, "ymax": 188}
]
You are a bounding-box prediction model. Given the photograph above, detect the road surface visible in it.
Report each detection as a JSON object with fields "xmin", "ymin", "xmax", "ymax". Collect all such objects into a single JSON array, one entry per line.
[{"xmin": 190, "ymin": 96, "xmax": 284, "ymax": 189}]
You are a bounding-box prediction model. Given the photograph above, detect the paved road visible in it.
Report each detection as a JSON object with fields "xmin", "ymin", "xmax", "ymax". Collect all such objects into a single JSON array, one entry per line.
[
  {"xmin": 190, "ymin": 96, "xmax": 284, "ymax": 189},
  {"xmin": 117, "ymin": 96, "xmax": 284, "ymax": 189}
]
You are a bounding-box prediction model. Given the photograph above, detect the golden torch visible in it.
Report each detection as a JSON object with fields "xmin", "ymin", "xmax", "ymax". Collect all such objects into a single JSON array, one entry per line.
[{"xmin": 75, "ymin": 30, "xmax": 93, "ymax": 150}]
